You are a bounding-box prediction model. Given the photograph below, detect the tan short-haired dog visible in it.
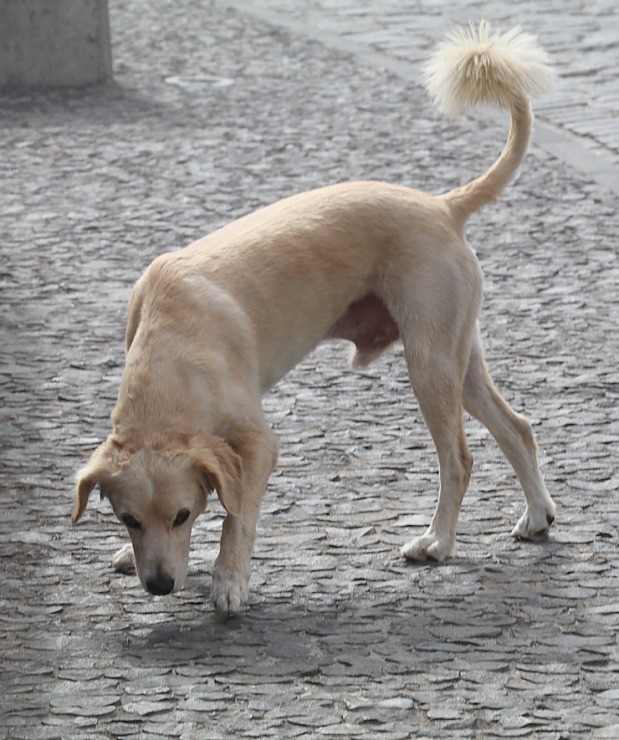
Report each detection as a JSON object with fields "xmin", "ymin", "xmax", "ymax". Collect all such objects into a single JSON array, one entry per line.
[{"xmin": 74, "ymin": 22, "xmax": 557, "ymax": 615}]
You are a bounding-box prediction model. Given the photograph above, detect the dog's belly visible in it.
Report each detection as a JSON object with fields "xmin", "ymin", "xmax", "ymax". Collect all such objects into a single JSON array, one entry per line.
[{"xmin": 326, "ymin": 293, "xmax": 400, "ymax": 354}]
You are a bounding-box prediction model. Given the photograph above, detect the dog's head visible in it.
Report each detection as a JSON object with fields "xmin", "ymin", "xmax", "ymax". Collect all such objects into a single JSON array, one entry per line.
[{"xmin": 72, "ymin": 434, "xmax": 242, "ymax": 595}]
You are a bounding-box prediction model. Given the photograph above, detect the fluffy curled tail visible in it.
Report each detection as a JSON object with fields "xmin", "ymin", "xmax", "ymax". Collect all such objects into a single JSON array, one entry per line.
[{"xmin": 425, "ymin": 20, "xmax": 555, "ymax": 222}]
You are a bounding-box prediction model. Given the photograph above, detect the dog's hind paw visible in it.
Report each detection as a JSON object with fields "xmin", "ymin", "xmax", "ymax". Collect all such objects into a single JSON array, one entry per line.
[
  {"xmin": 400, "ymin": 530, "xmax": 455, "ymax": 562},
  {"xmin": 211, "ymin": 565, "xmax": 250, "ymax": 616},
  {"xmin": 112, "ymin": 543, "xmax": 136, "ymax": 574},
  {"xmin": 512, "ymin": 499, "xmax": 556, "ymax": 540}
]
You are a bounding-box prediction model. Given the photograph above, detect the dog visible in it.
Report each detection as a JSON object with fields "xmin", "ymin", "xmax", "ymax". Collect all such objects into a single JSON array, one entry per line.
[{"xmin": 73, "ymin": 21, "xmax": 557, "ymax": 615}]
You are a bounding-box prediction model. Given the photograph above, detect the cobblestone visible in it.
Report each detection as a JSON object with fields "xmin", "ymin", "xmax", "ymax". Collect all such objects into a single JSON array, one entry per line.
[
  {"xmin": 225, "ymin": 0, "xmax": 619, "ymax": 191},
  {"xmin": 1, "ymin": 0, "xmax": 618, "ymax": 737}
]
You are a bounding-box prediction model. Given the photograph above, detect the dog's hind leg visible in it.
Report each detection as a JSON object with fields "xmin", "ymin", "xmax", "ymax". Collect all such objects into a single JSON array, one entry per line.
[
  {"xmin": 211, "ymin": 421, "xmax": 279, "ymax": 615},
  {"xmin": 393, "ymin": 245, "xmax": 481, "ymax": 562},
  {"xmin": 400, "ymin": 346, "xmax": 474, "ymax": 562},
  {"xmin": 112, "ymin": 542, "xmax": 136, "ymax": 574},
  {"xmin": 462, "ymin": 329, "xmax": 556, "ymax": 539}
]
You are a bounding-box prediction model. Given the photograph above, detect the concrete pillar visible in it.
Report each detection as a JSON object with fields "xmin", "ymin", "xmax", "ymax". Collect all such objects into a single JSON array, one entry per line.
[{"xmin": 0, "ymin": 0, "xmax": 112, "ymax": 88}]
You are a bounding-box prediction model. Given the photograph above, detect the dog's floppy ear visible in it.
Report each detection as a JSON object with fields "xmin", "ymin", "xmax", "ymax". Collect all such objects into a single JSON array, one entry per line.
[
  {"xmin": 190, "ymin": 436, "xmax": 243, "ymax": 516},
  {"xmin": 72, "ymin": 438, "xmax": 120, "ymax": 524}
]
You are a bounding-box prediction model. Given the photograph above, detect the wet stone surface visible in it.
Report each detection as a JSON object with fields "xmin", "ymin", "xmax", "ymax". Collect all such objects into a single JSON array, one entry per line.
[{"xmin": 1, "ymin": 0, "xmax": 618, "ymax": 737}]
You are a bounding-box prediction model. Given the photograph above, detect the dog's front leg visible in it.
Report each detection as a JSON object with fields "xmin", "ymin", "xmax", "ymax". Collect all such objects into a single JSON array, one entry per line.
[
  {"xmin": 211, "ymin": 512, "xmax": 258, "ymax": 615},
  {"xmin": 211, "ymin": 426, "xmax": 278, "ymax": 615}
]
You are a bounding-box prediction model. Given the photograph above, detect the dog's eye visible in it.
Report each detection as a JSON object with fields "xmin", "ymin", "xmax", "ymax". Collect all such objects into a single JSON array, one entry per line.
[
  {"xmin": 173, "ymin": 509, "xmax": 191, "ymax": 527},
  {"xmin": 122, "ymin": 514, "xmax": 142, "ymax": 531}
]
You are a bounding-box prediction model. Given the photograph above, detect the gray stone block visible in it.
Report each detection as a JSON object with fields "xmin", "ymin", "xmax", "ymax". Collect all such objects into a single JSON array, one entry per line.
[{"xmin": 0, "ymin": 0, "xmax": 112, "ymax": 87}]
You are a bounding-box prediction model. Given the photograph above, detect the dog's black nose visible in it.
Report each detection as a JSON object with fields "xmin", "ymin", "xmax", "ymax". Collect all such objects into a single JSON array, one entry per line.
[{"xmin": 146, "ymin": 574, "xmax": 174, "ymax": 595}]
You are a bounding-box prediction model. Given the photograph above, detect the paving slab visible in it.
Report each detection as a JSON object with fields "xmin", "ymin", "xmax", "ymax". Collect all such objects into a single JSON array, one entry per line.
[{"xmin": 1, "ymin": 0, "xmax": 618, "ymax": 738}]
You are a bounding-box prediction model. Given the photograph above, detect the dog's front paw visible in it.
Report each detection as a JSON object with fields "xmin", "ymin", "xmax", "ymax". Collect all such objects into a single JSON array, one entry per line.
[
  {"xmin": 112, "ymin": 543, "xmax": 136, "ymax": 574},
  {"xmin": 512, "ymin": 499, "xmax": 556, "ymax": 540},
  {"xmin": 211, "ymin": 565, "xmax": 250, "ymax": 616},
  {"xmin": 401, "ymin": 530, "xmax": 455, "ymax": 562}
]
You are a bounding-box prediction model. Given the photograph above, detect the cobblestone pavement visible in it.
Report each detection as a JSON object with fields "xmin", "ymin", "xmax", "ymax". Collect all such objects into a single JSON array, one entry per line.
[
  {"xmin": 226, "ymin": 0, "xmax": 619, "ymax": 193},
  {"xmin": 1, "ymin": 0, "xmax": 618, "ymax": 737}
]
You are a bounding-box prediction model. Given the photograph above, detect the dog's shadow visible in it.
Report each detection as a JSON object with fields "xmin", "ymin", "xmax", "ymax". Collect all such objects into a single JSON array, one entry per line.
[
  {"xmin": 129, "ymin": 598, "xmax": 431, "ymax": 678},
  {"xmin": 123, "ymin": 540, "xmax": 565, "ymax": 677}
]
